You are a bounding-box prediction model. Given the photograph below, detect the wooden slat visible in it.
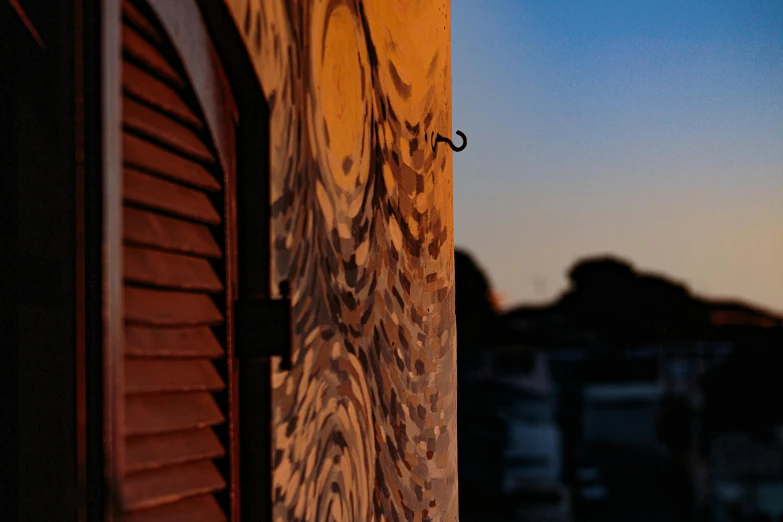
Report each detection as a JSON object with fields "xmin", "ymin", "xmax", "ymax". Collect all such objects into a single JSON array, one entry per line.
[
  {"xmin": 123, "ymin": 206, "xmax": 222, "ymax": 258},
  {"xmin": 125, "ymin": 326, "xmax": 224, "ymax": 359},
  {"xmin": 126, "ymin": 495, "xmax": 226, "ymax": 522},
  {"xmin": 124, "ymin": 97, "xmax": 214, "ymax": 162},
  {"xmin": 126, "ymin": 392, "xmax": 224, "ymax": 436},
  {"xmin": 125, "ymin": 287, "xmax": 223, "ymax": 326},
  {"xmin": 120, "ymin": 6, "xmax": 228, "ymax": 522},
  {"xmin": 124, "ymin": 133, "xmax": 220, "ymax": 191},
  {"xmin": 124, "ymin": 246, "xmax": 223, "ymax": 292},
  {"xmin": 124, "ymin": 169, "xmax": 221, "ymax": 224},
  {"xmin": 126, "ymin": 429, "xmax": 225, "ymax": 473},
  {"xmin": 122, "ymin": 1, "xmax": 162, "ymax": 45},
  {"xmin": 125, "ymin": 360, "xmax": 225, "ymax": 394},
  {"xmin": 122, "ymin": 460, "xmax": 226, "ymax": 511},
  {"xmin": 122, "ymin": 24, "xmax": 182, "ymax": 86},
  {"xmin": 125, "ymin": 494, "xmax": 226, "ymax": 522},
  {"xmin": 123, "ymin": 61, "xmax": 201, "ymax": 126}
]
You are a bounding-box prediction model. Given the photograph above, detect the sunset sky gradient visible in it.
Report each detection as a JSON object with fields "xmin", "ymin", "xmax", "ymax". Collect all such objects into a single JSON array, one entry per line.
[{"xmin": 452, "ymin": 0, "xmax": 783, "ymax": 312}]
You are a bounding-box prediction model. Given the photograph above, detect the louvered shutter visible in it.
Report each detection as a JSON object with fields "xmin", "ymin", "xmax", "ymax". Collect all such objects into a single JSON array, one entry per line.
[{"xmin": 120, "ymin": 2, "xmax": 232, "ymax": 519}]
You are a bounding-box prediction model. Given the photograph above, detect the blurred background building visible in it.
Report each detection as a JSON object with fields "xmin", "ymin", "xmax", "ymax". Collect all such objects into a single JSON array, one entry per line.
[{"xmin": 456, "ymin": 249, "xmax": 783, "ymax": 522}]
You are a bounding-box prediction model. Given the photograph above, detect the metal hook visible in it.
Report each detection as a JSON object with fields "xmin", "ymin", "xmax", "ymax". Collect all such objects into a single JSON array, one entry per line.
[{"xmin": 432, "ymin": 130, "xmax": 467, "ymax": 153}]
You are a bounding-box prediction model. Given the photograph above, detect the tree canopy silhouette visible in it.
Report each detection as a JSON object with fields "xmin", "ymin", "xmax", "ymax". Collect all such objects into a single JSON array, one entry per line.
[
  {"xmin": 454, "ymin": 249, "xmax": 499, "ymax": 362},
  {"xmin": 556, "ymin": 255, "xmax": 712, "ymax": 347}
]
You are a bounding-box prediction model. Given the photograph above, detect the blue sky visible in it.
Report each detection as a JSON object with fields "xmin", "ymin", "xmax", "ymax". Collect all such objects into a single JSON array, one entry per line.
[{"xmin": 452, "ymin": 0, "xmax": 783, "ymax": 312}]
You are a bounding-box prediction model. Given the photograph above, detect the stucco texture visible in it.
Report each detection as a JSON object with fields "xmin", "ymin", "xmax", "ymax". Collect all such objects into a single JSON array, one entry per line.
[{"xmin": 224, "ymin": 1, "xmax": 458, "ymax": 520}]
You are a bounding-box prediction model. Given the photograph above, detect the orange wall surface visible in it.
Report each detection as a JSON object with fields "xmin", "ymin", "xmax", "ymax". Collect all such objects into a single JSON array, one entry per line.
[{"xmin": 224, "ymin": 1, "xmax": 458, "ymax": 521}]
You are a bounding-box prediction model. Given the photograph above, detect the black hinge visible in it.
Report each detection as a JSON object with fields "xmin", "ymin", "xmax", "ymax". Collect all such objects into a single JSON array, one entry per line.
[{"xmin": 235, "ymin": 281, "xmax": 292, "ymax": 370}]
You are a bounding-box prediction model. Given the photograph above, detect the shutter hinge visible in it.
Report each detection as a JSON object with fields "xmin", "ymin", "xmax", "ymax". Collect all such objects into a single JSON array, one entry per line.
[{"xmin": 235, "ymin": 281, "xmax": 292, "ymax": 370}]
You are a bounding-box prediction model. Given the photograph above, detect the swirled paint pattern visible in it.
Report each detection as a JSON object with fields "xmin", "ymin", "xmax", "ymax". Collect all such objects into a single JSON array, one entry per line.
[{"xmin": 225, "ymin": 1, "xmax": 458, "ymax": 520}]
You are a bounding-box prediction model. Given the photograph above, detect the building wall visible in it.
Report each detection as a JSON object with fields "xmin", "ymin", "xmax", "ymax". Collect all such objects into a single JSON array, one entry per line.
[
  {"xmin": 583, "ymin": 384, "xmax": 662, "ymax": 451},
  {"xmin": 223, "ymin": 1, "xmax": 458, "ymax": 521}
]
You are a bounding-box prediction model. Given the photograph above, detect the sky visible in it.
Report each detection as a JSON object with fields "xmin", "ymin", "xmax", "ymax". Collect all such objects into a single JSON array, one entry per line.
[{"xmin": 451, "ymin": 0, "xmax": 783, "ymax": 313}]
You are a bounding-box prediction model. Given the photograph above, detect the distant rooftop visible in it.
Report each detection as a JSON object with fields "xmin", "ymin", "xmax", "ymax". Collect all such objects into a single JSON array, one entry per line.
[{"xmin": 703, "ymin": 299, "xmax": 783, "ymax": 328}]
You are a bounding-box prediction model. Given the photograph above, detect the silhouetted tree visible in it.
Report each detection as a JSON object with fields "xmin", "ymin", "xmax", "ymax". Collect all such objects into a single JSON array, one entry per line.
[
  {"xmin": 558, "ymin": 255, "xmax": 712, "ymax": 348},
  {"xmin": 454, "ymin": 250, "xmax": 495, "ymax": 331},
  {"xmin": 568, "ymin": 255, "xmax": 636, "ymax": 292},
  {"xmin": 454, "ymin": 249, "xmax": 498, "ymax": 367},
  {"xmin": 454, "ymin": 249, "xmax": 508, "ymax": 520},
  {"xmin": 560, "ymin": 256, "xmax": 637, "ymax": 343},
  {"xmin": 702, "ymin": 327, "xmax": 783, "ymax": 440}
]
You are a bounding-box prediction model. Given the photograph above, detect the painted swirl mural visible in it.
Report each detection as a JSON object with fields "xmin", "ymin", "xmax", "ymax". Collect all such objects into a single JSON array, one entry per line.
[{"xmin": 225, "ymin": 1, "xmax": 458, "ymax": 520}]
